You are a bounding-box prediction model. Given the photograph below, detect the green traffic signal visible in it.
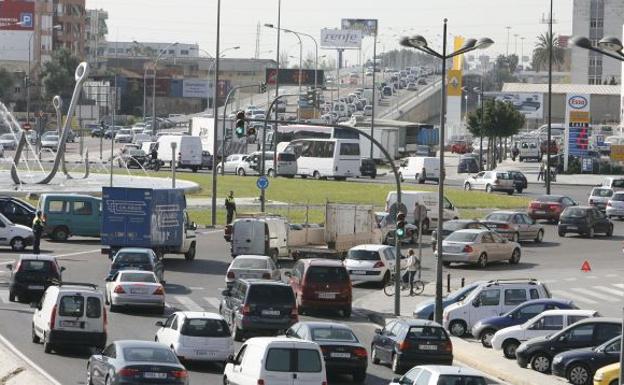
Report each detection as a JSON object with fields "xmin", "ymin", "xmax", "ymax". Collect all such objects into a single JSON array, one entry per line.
[
  {"xmin": 235, "ymin": 110, "xmax": 246, "ymax": 138},
  {"xmin": 396, "ymin": 227, "xmax": 405, "ymax": 238},
  {"xmin": 235, "ymin": 126, "xmax": 245, "ymax": 138}
]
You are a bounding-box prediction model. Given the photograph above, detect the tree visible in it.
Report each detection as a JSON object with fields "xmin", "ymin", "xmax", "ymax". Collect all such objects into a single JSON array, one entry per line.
[
  {"xmin": 302, "ymin": 52, "xmax": 315, "ymax": 70},
  {"xmin": 279, "ymin": 51, "xmax": 290, "ymax": 69},
  {"xmin": 40, "ymin": 48, "xmax": 80, "ymax": 104},
  {"xmin": 531, "ymin": 32, "xmax": 565, "ymax": 72},
  {"xmin": 0, "ymin": 68, "xmax": 15, "ymax": 101}
]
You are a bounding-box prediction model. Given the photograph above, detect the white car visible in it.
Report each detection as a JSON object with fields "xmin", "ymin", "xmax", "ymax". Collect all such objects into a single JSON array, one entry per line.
[
  {"xmin": 104, "ymin": 270, "xmax": 165, "ymax": 314},
  {"xmin": 216, "ymin": 154, "xmax": 248, "ymax": 175},
  {"xmin": 40, "ymin": 133, "xmax": 59, "ymax": 150},
  {"xmin": 588, "ymin": 187, "xmax": 613, "ymax": 211},
  {"xmin": 114, "ymin": 128, "xmax": 133, "ymax": 143},
  {"xmin": 344, "ymin": 244, "xmax": 406, "ymax": 284},
  {"xmin": 225, "ymin": 255, "xmax": 280, "ymax": 286},
  {"xmin": 0, "ymin": 212, "xmax": 33, "ymax": 251},
  {"xmin": 491, "ymin": 309, "xmax": 599, "ymax": 358},
  {"xmin": 438, "ymin": 229, "xmax": 521, "ymax": 268},
  {"xmin": 0, "ymin": 133, "xmax": 17, "ymax": 150},
  {"xmin": 389, "ymin": 365, "xmax": 490, "ymax": 385},
  {"xmin": 155, "ymin": 311, "xmax": 234, "ymax": 364},
  {"xmin": 464, "ymin": 171, "xmax": 515, "ymax": 195},
  {"xmin": 606, "ymin": 191, "xmax": 624, "ymax": 218}
]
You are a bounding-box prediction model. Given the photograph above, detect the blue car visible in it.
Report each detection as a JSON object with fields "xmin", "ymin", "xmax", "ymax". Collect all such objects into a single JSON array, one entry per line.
[
  {"xmin": 472, "ymin": 298, "xmax": 577, "ymax": 347},
  {"xmin": 413, "ymin": 281, "xmax": 484, "ymax": 320}
]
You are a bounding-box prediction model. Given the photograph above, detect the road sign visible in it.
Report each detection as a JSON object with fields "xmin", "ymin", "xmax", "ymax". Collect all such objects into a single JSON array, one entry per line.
[
  {"xmin": 580, "ymin": 260, "xmax": 591, "ymax": 272},
  {"xmin": 256, "ymin": 175, "xmax": 269, "ymax": 190},
  {"xmin": 22, "ymin": 123, "xmax": 31, "ymax": 130}
]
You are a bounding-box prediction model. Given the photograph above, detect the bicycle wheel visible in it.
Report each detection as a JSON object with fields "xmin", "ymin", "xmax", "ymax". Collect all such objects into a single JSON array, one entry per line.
[
  {"xmin": 383, "ymin": 279, "xmax": 396, "ymax": 297},
  {"xmin": 410, "ymin": 280, "xmax": 425, "ymax": 296}
]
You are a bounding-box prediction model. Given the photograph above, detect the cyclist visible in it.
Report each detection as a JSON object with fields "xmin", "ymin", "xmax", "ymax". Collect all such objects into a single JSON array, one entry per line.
[{"xmin": 406, "ymin": 248, "xmax": 419, "ymax": 295}]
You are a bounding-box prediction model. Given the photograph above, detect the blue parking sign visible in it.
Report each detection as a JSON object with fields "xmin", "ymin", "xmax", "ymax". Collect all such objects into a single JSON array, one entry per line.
[{"xmin": 20, "ymin": 13, "xmax": 33, "ymax": 28}]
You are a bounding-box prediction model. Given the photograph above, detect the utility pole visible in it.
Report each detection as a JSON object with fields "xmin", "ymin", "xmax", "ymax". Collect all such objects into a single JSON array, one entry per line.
[
  {"xmin": 505, "ymin": 26, "xmax": 511, "ymax": 56},
  {"xmin": 210, "ymin": 0, "xmax": 221, "ymax": 227}
]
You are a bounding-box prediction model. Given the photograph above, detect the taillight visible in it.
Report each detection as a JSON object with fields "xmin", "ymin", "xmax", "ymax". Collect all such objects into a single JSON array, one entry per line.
[
  {"xmin": 224, "ymin": 225, "xmax": 232, "ymax": 235},
  {"xmin": 529, "ymin": 202, "xmax": 539, "ymax": 208},
  {"xmin": 257, "ymin": 380, "xmax": 265, "ymax": 385},
  {"xmin": 227, "ymin": 271, "xmax": 235, "ymax": 279},
  {"xmin": 399, "ymin": 340, "xmax": 411, "ymax": 351},
  {"xmin": 373, "ymin": 261, "xmax": 385, "ymax": 268},
  {"xmin": 242, "ymin": 305, "xmax": 251, "ymax": 315},
  {"xmin": 103, "ymin": 306, "xmax": 108, "ymax": 332},
  {"xmin": 153, "ymin": 285, "xmax": 164, "ymax": 295},
  {"xmin": 118, "ymin": 368, "xmax": 139, "ymax": 377},
  {"xmin": 114, "ymin": 285, "xmax": 125, "ymax": 294},
  {"xmin": 498, "ymin": 224, "xmax": 510, "ymax": 229},
  {"xmin": 462, "ymin": 245, "xmax": 473, "ymax": 253},
  {"xmin": 262, "ymin": 273, "xmax": 271, "ymax": 279},
  {"xmin": 352, "ymin": 347, "xmax": 368, "ymax": 358},
  {"xmin": 548, "ymin": 204, "xmax": 560, "ymax": 211},
  {"xmin": 49, "ymin": 304, "xmax": 57, "ymax": 330},
  {"xmin": 170, "ymin": 370, "xmax": 188, "ymax": 379},
  {"xmin": 290, "ymin": 307, "xmax": 298, "ymax": 320},
  {"xmin": 443, "ymin": 341, "xmax": 453, "ymax": 352}
]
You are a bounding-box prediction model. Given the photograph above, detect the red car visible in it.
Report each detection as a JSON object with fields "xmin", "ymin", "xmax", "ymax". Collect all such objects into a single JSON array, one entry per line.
[
  {"xmin": 540, "ymin": 140, "xmax": 558, "ymax": 155},
  {"xmin": 451, "ymin": 141, "xmax": 471, "ymax": 154},
  {"xmin": 528, "ymin": 195, "xmax": 578, "ymax": 223},
  {"xmin": 286, "ymin": 258, "xmax": 352, "ymax": 318}
]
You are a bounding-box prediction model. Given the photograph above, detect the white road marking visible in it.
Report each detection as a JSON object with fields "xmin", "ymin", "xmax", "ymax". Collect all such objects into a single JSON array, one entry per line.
[
  {"xmin": 0, "ymin": 289, "xmax": 8, "ymax": 303},
  {"xmin": 0, "ymin": 332, "xmax": 62, "ymax": 385},
  {"xmin": 584, "ymin": 275, "xmax": 598, "ymax": 279},
  {"xmin": 605, "ymin": 274, "xmax": 619, "ymax": 278},
  {"xmin": 189, "ymin": 287, "xmax": 204, "ymax": 290},
  {"xmin": 564, "ymin": 277, "xmax": 577, "ymax": 281},
  {"xmin": 204, "ymin": 297, "xmax": 221, "ymax": 310},
  {"xmin": 171, "ymin": 295, "xmax": 204, "ymax": 312},
  {"xmin": 56, "ymin": 249, "xmax": 102, "ymax": 258},
  {"xmin": 569, "ymin": 287, "xmax": 619, "ymax": 302},
  {"xmin": 613, "ymin": 284, "xmax": 624, "ymax": 289},
  {"xmin": 550, "ymin": 289, "xmax": 598, "ymax": 305},
  {"xmin": 540, "ymin": 279, "xmax": 556, "ymax": 284},
  {"xmin": 593, "ymin": 286, "xmax": 624, "ymax": 297}
]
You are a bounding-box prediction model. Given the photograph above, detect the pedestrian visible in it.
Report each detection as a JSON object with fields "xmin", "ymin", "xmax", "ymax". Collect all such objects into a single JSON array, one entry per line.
[
  {"xmin": 406, "ymin": 248, "xmax": 419, "ymax": 295},
  {"xmin": 537, "ymin": 161, "xmax": 545, "ymax": 181},
  {"xmin": 225, "ymin": 190, "xmax": 236, "ymax": 224},
  {"xmin": 32, "ymin": 211, "xmax": 45, "ymax": 254}
]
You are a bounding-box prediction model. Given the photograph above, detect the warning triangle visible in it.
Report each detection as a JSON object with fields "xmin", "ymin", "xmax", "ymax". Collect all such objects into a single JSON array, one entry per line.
[{"xmin": 580, "ymin": 260, "xmax": 591, "ymax": 272}]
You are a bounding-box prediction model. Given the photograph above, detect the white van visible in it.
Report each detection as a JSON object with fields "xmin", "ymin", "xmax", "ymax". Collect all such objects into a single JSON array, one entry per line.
[
  {"xmin": 398, "ymin": 156, "xmax": 440, "ymax": 184},
  {"xmin": 518, "ymin": 139, "xmax": 540, "ymax": 162},
  {"xmin": 230, "ymin": 216, "xmax": 289, "ymax": 261},
  {"xmin": 491, "ymin": 309, "xmax": 598, "ymax": 358},
  {"xmin": 223, "ymin": 337, "xmax": 327, "ymax": 385},
  {"xmin": 601, "ymin": 177, "xmax": 624, "ymax": 191},
  {"xmin": 385, "ymin": 191, "xmax": 459, "ymax": 232},
  {"xmin": 31, "ymin": 283, "xmax": 107, "ymax": 353},
  {"xmin": 442, "ymin": 279, "xmax": 551, "ymax": 337},
  {"xmin": 156, "ymin": 135, "xmax": 203, "ymax": 172}
]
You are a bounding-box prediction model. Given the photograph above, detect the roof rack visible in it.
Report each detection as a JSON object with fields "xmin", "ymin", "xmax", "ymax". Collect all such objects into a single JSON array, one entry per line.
[
  {"xmin": 55, "ymin": 282, "xmax": 98, "ymax": 290},
  {"xmin": 485, "ymin": 278, "xmax": 537, "ymax": 286}
]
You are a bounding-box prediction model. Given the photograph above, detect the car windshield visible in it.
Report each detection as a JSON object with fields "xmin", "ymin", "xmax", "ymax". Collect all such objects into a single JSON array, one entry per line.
[
  {"xmin": 485, "ymin": 213, "xmax": 513, "ymax": 222},
  {"xmin": 306, "ymin": 266, "xmax": 349, "ymax": 283},
  {"xmin": 311, "ymin": 327, "xmax": 358, "ymax": 342},
  {"xmin": 231, "ymin": 258, "xmax": 268, "ymax": 269},
  {"xmin": 562, "ymin": 208, "xmax": 587, "ymax": 218},
  {"xmin": 180, "ymin": 318, "xmax": 230, "ymax": 337},
  {"xmin": 406, "ymin": 326, "xmax": 448, "ymax": 341},
  {"xmin": 347, "ymin": 250, "xmax": 380, "ymax": 261},
  {"xmin": 114, "ymin": 253, "xmax": 151, "ymax": 266},
  {"xmin": 443, "ymin": 221, "xmax": 470, "ymax": 231},
  {"xmin": 436, "ymin": 375, "xmax": 487, "ymax": 385},
  {"xmin": 592, "ymin": 189, "xmax": 613, "ymax": 197},
  {"xmin": 119, "ymin": 272, "xmax": 156, "ymax": 283},
  {"xmin": 612, "ymin": 193, "xmax": 624, "ymax": 201},
  {"xmin": 19, "ymin": 260, "xmax": 52, "ymax": 272},
  {"xmin": 445, "ymin": 232, "xmax": 479, "ymax": 243},
  {"xmin": 612, "ymin": 179, "xmax": 624, "ymax": 188},
  {"xmin": 43, "ymin": 135, "xmax": 58, "ymax": 140},
  {"xmin": 447, "ymin": 284, "xmax": 476, "ymax": 301},
  {"xmin": 247, "ymin": 285, "xmax": 294, "ymax": 304},
  {"xmin": 122, "ymin": 347, "xmax": 178, "ymax": 363}
]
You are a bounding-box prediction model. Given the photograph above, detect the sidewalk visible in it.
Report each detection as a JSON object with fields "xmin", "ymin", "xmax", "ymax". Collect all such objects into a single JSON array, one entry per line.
[
  {"xmin": 0, "ymin": 335, "xmax": 58, "ymax": 385},
  {"xmin": 353, "ymin": 281, "xmax": 566, "ymax": 385}
]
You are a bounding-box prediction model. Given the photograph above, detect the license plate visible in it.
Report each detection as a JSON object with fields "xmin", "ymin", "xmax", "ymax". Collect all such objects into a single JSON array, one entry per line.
[
  {"xmin": 317, "ymin": 292, "xmax": 336, "ymax": 299},
  {"xmin": 330, "ymin": 352, "xmax": 351, "ymax": 358},
  {"xmin": 130, "ymin": 288, "xmax": 147, "ymax": 294},
  {"xmin": 419, "ymin": 344, "xmax": 438, "ymax": 351},
  {"xmin": 350, "ymin": 270, "xmax": 367, "ymax": 275},
  {"xmin": 144, "ymin": 372, "xmax": 167, "ymax": 379},
  {"xmin": 60, "ymin": 320, "xmax": 79, "ymax": 327},
  {"xmin": 535, "ymin": 210, "xmax": 545, "ymax": 214},
  {"xmin": 195, "ymin": 350, "xmax": 216, "ymax": 356},
  {"xmin": 567, "ymin": 226, "xmax": 577, "ymax": 230},
  {"xmin": 261, "ymin": 310, "xmax": 280, "ymax": 316},
  {"xmin": 28, "ymin": 285, "xmax": 44, "ymax": 290}
]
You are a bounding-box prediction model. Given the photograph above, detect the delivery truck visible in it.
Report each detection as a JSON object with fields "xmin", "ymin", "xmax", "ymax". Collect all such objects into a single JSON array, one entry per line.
[{"xmin": 101, "ymin": 187, "xmax": 197, "ymax": 260}]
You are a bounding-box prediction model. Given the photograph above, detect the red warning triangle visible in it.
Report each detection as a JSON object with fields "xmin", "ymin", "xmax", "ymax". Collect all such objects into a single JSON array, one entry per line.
[{"xmin": 580, "ymin": 261, "xmax": 591, "ymax": 272}]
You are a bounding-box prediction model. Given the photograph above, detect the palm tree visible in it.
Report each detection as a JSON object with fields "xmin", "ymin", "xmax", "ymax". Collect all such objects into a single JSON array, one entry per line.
[{"xmin": 531, "ymin": 32, "xmax": 565, "ymax": 72}]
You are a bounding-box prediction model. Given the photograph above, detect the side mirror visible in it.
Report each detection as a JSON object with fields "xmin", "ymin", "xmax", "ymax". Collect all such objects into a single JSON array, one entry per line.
[
  {"xmin": 284, "ymin": 271, "xmax": 292, "ymax": 278},
  {"xmin": 155, "ymin": 321, "xmax": 164, "ymax": 327},
  {"xmin": 392, "ymin": 377, "xmax": 401, "ymax": 384},
  {"xmin": 221, "ymin": 289, "xmax": 230, "ymax": 297},
  {"xmin": 374, "ymin": 328, "xmax": 382, "ymax": 335},
  {"xmin": 472, "ymin": 298, "xmax": 481, "ymax": 307},
  {"xmin": 191, "ymin": 222, "xmax": 197, "ymax": 230},
  {"xmin": 559, "ymin": 334, "xmax": 568, "ymax": 342},
  {"xmin": 104, "ymin": 276, "xmax": 112, "ymax": 282},
  {"xmin": 6, "ymin": 263, "xmax": 12, "ymax": 270},
  {"xmin": 226, "ymin": 354, "xmax": 235, "ymax": 364},
  {"xmin": 60, "ymin": 266, "xmax": 66, "ymax": 272}
]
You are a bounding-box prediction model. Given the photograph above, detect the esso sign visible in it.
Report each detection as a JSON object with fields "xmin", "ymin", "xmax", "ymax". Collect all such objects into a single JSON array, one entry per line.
[{"xmin": 568, "ymin": 95, "xmax": 588, "ymax": 110}]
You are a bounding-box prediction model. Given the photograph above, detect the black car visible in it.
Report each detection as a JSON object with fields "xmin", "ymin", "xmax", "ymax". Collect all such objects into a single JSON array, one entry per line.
[
  {"xmin": 552, "ymin": 335, "xmax": 621, "ymax": 385},
  {"xmin": 0, "ymin": 196, "xmax": 36, "ymax": 227},
  {"xmin": 371, "ymin": 318, "xmax": 453, "ymax": 374},
  {"xmin": 108, "ymin": 248, "xmax": 164, "ymax": 284},
  {"xmin": 457, "ymin": 155, "xmax": 480, "ymax": 174},
  {"xmin": 360, "ymin": 158, "xmax": 377, "ymax": 179},
  {"xmin": 201, "ymin": 151, "xmax": 213, "ymax": 170},
  {"xmin": 431, "ymin": 219, "xmax": 489, "ymax": 251},
  {"xmin": 220, "ymin": 279, "xmax": 297, "ymax": 342},
  {"xmin": 7, "ymin": 254, "xmax": 64, "ymax": 302},
  {"xmin": 87, "ymin": 340, "xmax": 189, "ymax": 385},
  {"xmin": 286, "ymin": 321, "xmax": 368, "ymax": 382},
  {"xmin": 515, "ymin": 318, "xmax": 621, "ymax": 374},
  {"xmin": 508, "ymin": 170, "xmax": 528, "ymax": 193},
  {"xmin": 558, "ymin": 206, "xmax": 613, "ymax": 238}
]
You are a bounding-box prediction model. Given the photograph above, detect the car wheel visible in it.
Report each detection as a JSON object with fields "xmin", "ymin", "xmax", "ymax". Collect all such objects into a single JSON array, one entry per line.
[
  {"xmin": 477, "ymin": 253, "xmax": 488, "ymax": 268},
  {"xmin": 534, "ymin": 229, "xmax": 544, "ymax": 243},
  {"xmin": 342, "ymin": 306, "xmax": 351, "ymax": 318},
  {"xmin": 31, "ymin": 323, "xmax": 40, "ymax": 343},
  {"xmin": 43, "ymin": 333, "xmax": 53, "ymax": 353},
  {"xmin": 86, "ymin": 364, "xmax": 93, "ymax": 385},
  {"xmin": 391, "ymin": 353, "xmax": 402, "ymax": 374},
  {"xmin": 464, "ymin": 182, "xmax": 472, "ymax": 191},
  {"xmin": 530, "ymin": 352, "xmax": 552, "ymax": 373},
  {"xmin": 507, "ymin": 190, "xmax": 514, "ymax": 195},
  {"xmin": 480, "ymin": 329, "xmax": 496, "ymax": 348},
  {"xmin": 485, "ymin": 184, "xmax": 492, "ymax": 193},
  {"xmin": 184, "ymin": 243, "xmax": 196, "ymax": 261},
  {"xmin": 509, "ymin": 248, "xmax": 521, "ymax": 265},
  {"xmin": 10, "ymin": 237, "xmax": 25, "ymax": 251},
  {"xmin": 237, "ymin": 168, "xmax": 246, "ymax": 176},
  {"xmin": 449, "ymin": 320, "xmax": 467, "ymax": 337},
  {"xmin": 313, "ymin": 171, "xmax": 321, "ymax": 180},
  {"xmin": 607, "ymin": 224, "xmax": 614, "ymax": 237},
  {"xmin": 502, "ymin": 339, "xmax": 519, "ymax": 358},
  {"xmin": 511, "ymin": 232, "xmax": 519, "ymax": 243},
  {"xmin": 609, "ymin": 380, "xmax": 619, "ymax": 385},
  {"xmin": 371, "ymin": 346, "xmax": 380, "ymax": 364},
  {"xmin": 558, "ymin": 229, "xmax": 566, "ymax": 237},
  {"xmin": 567, "ymin": 363, "xmax": 591, "ymax": 385},
  {"xmin": 8, "ymin": 290, "xmax": 15, "ymax": 302},
  {"xmin": 52, "ymin": 226, "xmax": 69, "ymax": 241},
  {"xmin": 516, "ymin": 187, "xmax": 523, "ymax": 193}
]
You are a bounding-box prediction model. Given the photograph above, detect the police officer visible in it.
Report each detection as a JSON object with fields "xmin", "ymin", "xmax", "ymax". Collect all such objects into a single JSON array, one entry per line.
[
  {"xmin": 225, "ymin": 191, "xmax": 236, "ymax": 224},
  {"xmin": 32, "ymin": 211, "xmax": 45, "ymax": 254}
]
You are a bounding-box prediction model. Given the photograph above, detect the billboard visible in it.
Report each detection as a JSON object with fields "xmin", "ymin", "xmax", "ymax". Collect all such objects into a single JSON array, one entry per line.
[
  {"xmin": 320, "ymin": 28, "xmax": 362, "ymax": 49},
  {"xmin": 0, "ymin": 0, "xmax": 34, "ymax": 30},
  {"xmin": 216, "ymin": 79, "xmax": 232, "ymax": 99},
  {"xmin": 265, "ymin": 68, "xmax": 325, "ymax": 87},
  {"xmin": 564, "ymin": 93, "xmax": 591, "ymax": 165},
  {"xmin": 489, "ymin": 92, "xmax": 544, "ymax": 119},
  {"xmin": 182, "ymin": 79, "xmax": 210, "ymax": 98},
  {"xmin": 341, "ymin": 18, "xmax": 378, "ymax": 36}
]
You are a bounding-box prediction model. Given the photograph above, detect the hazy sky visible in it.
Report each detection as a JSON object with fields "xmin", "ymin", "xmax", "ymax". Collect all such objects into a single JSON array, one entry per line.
[{"xmin": 86, "ymin": 0, "xmax": 574, "ymax": 64}]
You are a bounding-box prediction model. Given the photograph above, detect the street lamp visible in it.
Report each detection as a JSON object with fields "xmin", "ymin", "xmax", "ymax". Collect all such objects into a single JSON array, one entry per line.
[
  {"xmin": 400, "ymin": 20, "xmax": 493, "ymax": 324},
  {"xmin": 151, "ymin": 41, "xmax": 179, "ymax": 134}
]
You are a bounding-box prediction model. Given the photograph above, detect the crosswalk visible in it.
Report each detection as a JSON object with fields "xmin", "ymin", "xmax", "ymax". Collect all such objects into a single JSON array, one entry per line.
[{"xmin": 549, "ymin": 282, "xmax": 624, "ymax": 309}]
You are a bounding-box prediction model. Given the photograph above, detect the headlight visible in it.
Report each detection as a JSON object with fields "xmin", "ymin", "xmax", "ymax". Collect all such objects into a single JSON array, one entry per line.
[{"xmin": 593, "ymin": 372, "xmax": 603, "ymax": 382}]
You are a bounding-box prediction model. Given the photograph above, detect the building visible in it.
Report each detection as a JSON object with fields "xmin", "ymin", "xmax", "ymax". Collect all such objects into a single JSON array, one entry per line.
[
  {"xmin": 85, "ymin": 8, "xmax": 107, "ymax": 71},
  {"xmin": 571, "ymin": 0, "xmax": 624, "ymax": 84},
  {"xmin": 104, "ymin": 41, "xmax": 199, "ymax": 59},
  {"xmin": 53, "ymin": 0, "xmax": 86, "ymax": 59}
]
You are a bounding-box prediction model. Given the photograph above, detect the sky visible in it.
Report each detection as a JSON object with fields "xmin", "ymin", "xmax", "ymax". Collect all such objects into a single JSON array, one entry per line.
[{"xmin": 85, "ymin": 0, "xmax": 574, "ymax": 65}]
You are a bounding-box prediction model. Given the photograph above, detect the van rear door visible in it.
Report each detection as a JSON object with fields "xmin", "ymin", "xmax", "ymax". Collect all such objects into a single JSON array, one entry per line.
[
  {"xmin": 232, "ymin": 220, "xmax": 266, "ymax": 256},
  {"xmin": 263, "ymin": 342, "xmax": 296, "ymax": 385}
]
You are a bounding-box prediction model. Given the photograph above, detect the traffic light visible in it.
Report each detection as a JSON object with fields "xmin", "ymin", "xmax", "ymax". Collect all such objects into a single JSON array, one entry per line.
[
  {"xmin": 235, "ymin": 111, "xmax": 246, "ymax": 138},
  {"xmin": 306, "ymin": 89, "xmax": 316, "ymax": 106},
  {"xmin": 396, "ymin": 212, "xmax": 406, "ymax": 238},
  {"xmin": 259, "ymin": 83, "xmax": 267, "ymax": 93}
]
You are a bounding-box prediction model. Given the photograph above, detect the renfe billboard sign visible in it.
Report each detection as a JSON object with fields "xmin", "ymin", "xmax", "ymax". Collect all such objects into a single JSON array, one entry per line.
[
  {"xmin": 320, "ymin": 28, "xmax": 362, "ymax": 49},
  {"xmin": 0, "ymin": 0, "xmax": 34, "ymax": 30},
  {"xmin": 265, "ymin": 68, "xmax": 325, "ymax": 87}
]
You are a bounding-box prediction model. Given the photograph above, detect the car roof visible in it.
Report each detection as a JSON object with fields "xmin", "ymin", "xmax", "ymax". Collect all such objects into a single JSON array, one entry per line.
[
  {"xmin": 244, "ymin": 336, "xmax": 319, "ymax": 348},
  {"xmin": 115, "ymin": 340, "xmax": 167, "ymax": 349},
  {"xmin": 298, "ymin": 321, "xmax": 353, "ymax": 330},
  {"xmin": 40, "ymin": 193, "xmax": 97, "ymax": 199},
  {"xmin": 238, "ymin": 279, "xmax": 291, "ymax": 286},
  {"xmin": 173, "ymin": 311, "xmax": 224, "ymax": 320},
  {"xmin": 452, "ymin": 229, "xmax": 488, "ymax": 234},
  {"xmin": 18, "ymin": 254, "xmax": 57, "ymax": 261},
  {"xmin": 349, "ymin": 244, "xmax": 390, "ymax": 251},
  {"xmin": 569, "ymin": 317, "xmax": 621, "ymax": 325},
  {"xmin": 516, "ymin": 298, "xmax": 572, "ymax": 306},
  {"xmin": 57, "ymin": 285, "xmax": 100, "ymax": 293},
  {"xmin": 486, "ymin": 210, "xmax": 523, "ymax": 216},
  {"xmin": 301, "ymin": 258, "xmax": 345, "ymax": 267},
  {"xmin": 416, "ymin": 365, "xmax": 485, "ymax": 376},
  {"xmin": 539, "ymin": 309, "xmax": 597, "ymax": 316},
  {"xmin": 234, "ymin": 255, "xmax": 271, "ymax": 260},
  {"xmin": 117, "ymin": 270, "xmax": 156, "ymax": 276},
  {"xmin": 116, "ymin": 248, "xmax": 154, "ymax": 254},
  {"xmin": 391, "ymin": 318, "xmax": 444, "ymax": 328}
]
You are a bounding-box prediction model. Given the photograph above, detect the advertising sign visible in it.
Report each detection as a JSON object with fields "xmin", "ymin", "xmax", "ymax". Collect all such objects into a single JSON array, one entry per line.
[
  {"xmin": 0, "ymin": 0, "xmax": 34, "ymax": 30},
  {"xmin": 341, "ymin": 18, "xmax": 378, "ymax": 36},
  {"xmin": 564, "ymin": 93, "xmax": 591, "ymax": 170},
  {"xmin": 265, "ymin": 68, "xmax": 325, "ymax": 87},
  {"xmin": 610, "ymin": 144, "xmax": 624, "ymax": 161},
  {"xmin": 489, "ymin": 92, "xmax": 544, "ymax": 119},
  {"xmin": 182, "ymin": 79, "xmax": 210, "ymax": 98},
  {"xmin": 216, "ymin": 79, "xmax": 231, "ymax": 99},
  {"xmin": 320, "ymin": 28, "xmax": 362, "ymax": 49}
]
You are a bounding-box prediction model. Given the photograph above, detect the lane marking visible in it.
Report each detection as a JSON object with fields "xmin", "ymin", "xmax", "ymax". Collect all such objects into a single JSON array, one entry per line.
[
  {"xmin": 171, "ymin": 295, "xmax": 204, "ymax": 312},
  {"xmin": 569, "ymin": 287, "xmax": 619, "ymax": 302},
  {"xmin": 593, "ymin": 286, "xmax": 624, "ymax": 297},
  {"xmin": 605, "ymin": 274, "xmax": 618, "ymax": 278},
  {"xmin": 564, "ymin": 277, "xmax": 577, "ymax": 281},
  {"xmin": 204, "ymin": 297, "xmax": 221, "ymax": 310},
  {"xmin": 56, "ymin": 249, "xmax": 102, "ymax": 258},
  {"xmin": 550, "ymin": 289, "xmax": 598, "ymax": 305},
  {"xmin": 0, "ymin": 332, "xmax": 62, "ymax": 385},
  {"xmin": 0, "ymin": 289, "xmax": 8, "ymax": 303},
  {"xmin": 613, "ymin": 284, "xmax": 624, "ymax": 289}
]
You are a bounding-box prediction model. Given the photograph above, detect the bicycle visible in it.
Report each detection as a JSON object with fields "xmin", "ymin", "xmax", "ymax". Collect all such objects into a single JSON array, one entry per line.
[{"xmin": 383, "ymin": 269, "xmax": 425, "ymax": 297}]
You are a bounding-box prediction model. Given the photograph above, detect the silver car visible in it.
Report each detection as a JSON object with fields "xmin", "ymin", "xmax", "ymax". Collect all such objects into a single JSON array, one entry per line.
[
  {"xmin": 105, "ymin": 270, "xmax": 165, "ymax": 313},
  {"xmin": 481, "ymin": 211, "xmax": 545, "ymax": 243},
  {"xmin": 588, "ymin": 187, "xmax": 613, "ymax": 211},
  {"xmin": 224, "ymin": 255, "xmax": 280, "ymax": 286},
  {"xmin": 439, "ymin": 229, "xmax": 522, "ymax": 268},
  {"xmin": 40, "ymin": 133, "xmax": 59, "ymax": 150},
  {"xmin": 464, "ymin": 171, "xmax": 515, "ymax": 195},
  {"xmin": 606, "ymin": 191, "xmax": 624, "ymax": 219}
]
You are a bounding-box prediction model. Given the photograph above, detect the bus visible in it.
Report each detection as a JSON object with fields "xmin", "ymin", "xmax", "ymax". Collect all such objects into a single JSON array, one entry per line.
[
  {"xmin": 284, "ymin": 138, "xmax": 361, "ymax": 180},
  {"xmin": 264, "ymin": 124, "xmax": 359, "ymax": 150}
]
